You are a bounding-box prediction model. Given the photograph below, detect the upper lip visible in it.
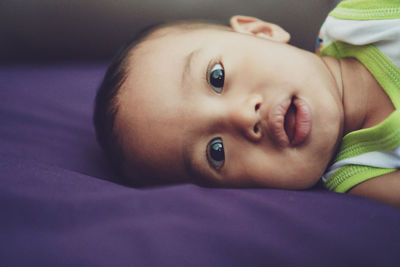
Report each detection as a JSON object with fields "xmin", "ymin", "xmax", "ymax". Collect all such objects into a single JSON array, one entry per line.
[{"xmin": 266, "ymin": 96, "xmax": 293, "ymax": 147}]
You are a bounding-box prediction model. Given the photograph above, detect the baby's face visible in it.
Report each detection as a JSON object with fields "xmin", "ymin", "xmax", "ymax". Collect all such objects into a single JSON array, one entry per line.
[{"xmin": 116, "ymin": 23, "xmax": 344, "ymax": 189}]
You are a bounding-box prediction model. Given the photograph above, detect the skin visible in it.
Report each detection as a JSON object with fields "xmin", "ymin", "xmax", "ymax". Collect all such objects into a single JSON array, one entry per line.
[{"xmin": 115, "ymin": 16, "xmax": 399, "ymax": 206}]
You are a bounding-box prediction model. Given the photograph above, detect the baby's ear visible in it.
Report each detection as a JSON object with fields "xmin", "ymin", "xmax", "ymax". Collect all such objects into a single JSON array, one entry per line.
[{"xmin": 229, "ymin": 15, "xmax": 290, "ymax": 43}]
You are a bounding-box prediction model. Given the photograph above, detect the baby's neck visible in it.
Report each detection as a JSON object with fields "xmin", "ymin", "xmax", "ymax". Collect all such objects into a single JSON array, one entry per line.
[
  {"xmin": 326, "ymin": 57, "xmax": 395, "ymax": 136},
  {"xmin": 341, "ymin": 58, "xmax": 395, "ymax": 135}
]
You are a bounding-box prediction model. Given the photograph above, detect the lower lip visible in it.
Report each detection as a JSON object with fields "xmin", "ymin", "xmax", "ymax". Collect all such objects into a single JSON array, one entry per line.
[{"xmin": 290, "ymin": 98, "xmax": 312, "ymax": 145}]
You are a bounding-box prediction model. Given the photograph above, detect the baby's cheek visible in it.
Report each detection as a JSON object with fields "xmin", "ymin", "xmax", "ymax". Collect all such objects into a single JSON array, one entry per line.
[{"xmin": 225, "ymin": 149, "xmax": 271, "ymax": 187}]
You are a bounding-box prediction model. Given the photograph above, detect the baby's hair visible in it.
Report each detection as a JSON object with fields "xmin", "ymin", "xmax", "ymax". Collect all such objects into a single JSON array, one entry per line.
[{"xmin": 93, "ymin": 19, "xmax": 229, "ymax": 187}]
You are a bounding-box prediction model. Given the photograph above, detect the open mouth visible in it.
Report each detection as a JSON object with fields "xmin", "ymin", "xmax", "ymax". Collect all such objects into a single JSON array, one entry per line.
[
  {"xmin": 268, "ymin": 96, "xmax": 312, "ymax": 147},
  {"xmin": 284, "ymin": 100, "xmax": 297, "ymax": 144},
  {"xmin": 283, "ymin": 97, "xmax": 312, "ymax": 146}
]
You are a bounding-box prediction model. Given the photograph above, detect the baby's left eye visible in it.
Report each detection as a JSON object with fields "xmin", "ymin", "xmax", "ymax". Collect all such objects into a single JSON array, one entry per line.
[
  {"xmin": 206, "ymin": 137, "xmax": 225, "ymax": 170},
  {"xmin": 208, "ymin": 63, "xmax": 224, "ymax": 94}
]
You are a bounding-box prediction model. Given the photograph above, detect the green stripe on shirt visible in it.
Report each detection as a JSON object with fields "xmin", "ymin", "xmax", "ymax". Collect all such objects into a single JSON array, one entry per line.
[{"xmin": 330, "ymin": 0, "xmax": 400, "ymax": 20}]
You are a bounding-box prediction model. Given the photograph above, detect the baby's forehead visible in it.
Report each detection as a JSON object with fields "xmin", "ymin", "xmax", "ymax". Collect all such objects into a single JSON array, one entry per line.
[
  {"xmin": 123, "ymin": 30, "xmax": 201, "ymax": 90},
  {"xmin": 116, "ymin": 30, "xmax": 193, "ymax": 153},
  {"xmin": 119, "ymin": 24, "xmax": 235, "ymax": 121},
  {"xmin": 126, "ymin": 28, "xmax": 185, "ymax": 70}
]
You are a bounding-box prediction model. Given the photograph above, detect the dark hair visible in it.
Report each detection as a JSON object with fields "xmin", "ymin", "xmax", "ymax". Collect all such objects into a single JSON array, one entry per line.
[
  {"xmin": 93, "ymin": 20, "xmax": 228, "ymax": 186},
  {"xmin": 93, "ymin": 23, "xmax": 164, "ymax": 185}
]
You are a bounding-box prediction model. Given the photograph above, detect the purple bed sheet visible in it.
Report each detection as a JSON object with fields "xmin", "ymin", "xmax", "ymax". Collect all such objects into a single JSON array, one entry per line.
[{"xmin": 1, "ymin": 63, "xmax": 399, "ymax": 266}]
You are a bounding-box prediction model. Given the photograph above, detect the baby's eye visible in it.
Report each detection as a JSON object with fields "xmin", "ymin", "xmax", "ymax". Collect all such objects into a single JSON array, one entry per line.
[
  {"xmin": 206, "ymin": 137, "xmax": 225, "ymax": 170},
  {"xmin": 208, "ymin": 63, "xmax": 224, "ymax": 93}
]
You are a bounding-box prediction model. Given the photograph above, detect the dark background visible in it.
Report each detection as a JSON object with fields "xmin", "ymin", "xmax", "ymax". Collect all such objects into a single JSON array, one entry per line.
[{"xmin": 1, "ymin": 0, "xmax": 337, "ymax": 62}]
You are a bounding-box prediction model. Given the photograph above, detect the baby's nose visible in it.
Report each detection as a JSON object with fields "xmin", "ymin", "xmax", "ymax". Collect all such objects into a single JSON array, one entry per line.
[{"xmin": 228, "ymin": 97, "xmax": 262, "ymax": 142}]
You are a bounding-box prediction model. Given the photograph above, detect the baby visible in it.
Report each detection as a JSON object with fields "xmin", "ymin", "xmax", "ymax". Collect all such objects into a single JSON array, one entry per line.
[{"xmin": 94, "ymin": 0, "xmax": 400, "ymax": 207}]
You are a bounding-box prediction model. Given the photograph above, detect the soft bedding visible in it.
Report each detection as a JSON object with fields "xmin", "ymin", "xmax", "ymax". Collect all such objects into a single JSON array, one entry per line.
[{"xmin": 1, "ymin": 64, "xmax": 400, "ymax": 266}]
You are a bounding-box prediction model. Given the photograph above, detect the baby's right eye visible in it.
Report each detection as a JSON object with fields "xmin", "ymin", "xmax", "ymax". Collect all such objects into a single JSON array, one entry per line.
[
  {"xmin": 206, "ymin": 137, "xmax": 225, "ymax": 170},
  {"xmin": 207, "ymin": 62, "xmax": 224, "ymax": 94}
]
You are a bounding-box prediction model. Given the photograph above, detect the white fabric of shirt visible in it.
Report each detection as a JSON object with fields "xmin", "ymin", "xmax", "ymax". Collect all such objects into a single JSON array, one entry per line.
[
  {"xmin": 320, "ymin": 17, "xmax": 400, "ymax": 68},
  {"xmin": 322, "ymin": 146, "xmax": 400, "ymax": 182}
]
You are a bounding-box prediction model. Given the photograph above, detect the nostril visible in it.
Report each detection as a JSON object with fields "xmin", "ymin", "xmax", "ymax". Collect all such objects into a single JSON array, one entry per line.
[
  {"xmin": 255, "ymin": 103, "xmax": 261, "ymax": 111},
  {"xmin": 253, "ymin": 123, "xmax": 259, "ymax": 134}
]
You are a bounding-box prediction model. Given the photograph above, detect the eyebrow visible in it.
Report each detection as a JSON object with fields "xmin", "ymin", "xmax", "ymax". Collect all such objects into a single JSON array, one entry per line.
[
  {"xmin": 181, "ymin": 49, "xmax": 201, "ymax": 90},
  {"xmin": 182, "ymin": 135, "xmax": 204, "ymax": 184},
  {"xmin": 180, "ymin": 49, "xmax": 201, "ymax": 181},
  {"xmin": 182, "ymin": 119, "xmax": 217, "ymax": 186}
]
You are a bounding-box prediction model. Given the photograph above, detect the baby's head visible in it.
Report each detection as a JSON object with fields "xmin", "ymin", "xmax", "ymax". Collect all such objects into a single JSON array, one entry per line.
[{"xmin": 94, "ymin": 16, "xmax": 344, "ymax": 188}]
